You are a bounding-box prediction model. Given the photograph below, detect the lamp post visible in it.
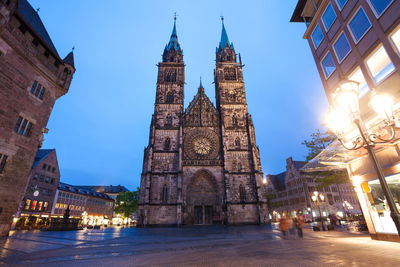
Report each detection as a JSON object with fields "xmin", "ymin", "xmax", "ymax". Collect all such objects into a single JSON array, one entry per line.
[
  {"xmin": 326, "ymin": 80, "xmax": 400, "ymax": 236},
  {"xmin": 312, "ymin": 191, "xmax": 326, "ymax": 231},
  {"xmin": 342, "ymin": 200, "xmax": 353, "ymax": 219}
]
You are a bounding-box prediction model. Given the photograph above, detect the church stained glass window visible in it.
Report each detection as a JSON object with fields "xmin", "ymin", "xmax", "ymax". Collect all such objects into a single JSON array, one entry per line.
[
  {"xmin": 161, "ymin": 184, "xmax": 168, "ymax": 203},
  {"xmin": 166, "ymin": 114, "xmax": 173, "ymax": 126},
  {"xmin": 224, "ymin": 68, "xmax": 236, "ymax": 80},
  {"xmin": 164, "ymin": 137, "xmax": 171, "ymax": 151},
  {"xmin": 239, "ymin": 184, "xmax": 246, "ymax": 203},
  {"xmin": 164, "ymin": 70, "xmax": 177, "ymax": 82},
  {"xmin": 166, "ymin": 91, "xmax": 174, "ymax": 103},
  {"xmin": 234, "ymin": 137, "xmax": 240, "ymax": 148},
  {"xmin": 232, "ymin": 115, "xmax": 238, "ymax": 126}
]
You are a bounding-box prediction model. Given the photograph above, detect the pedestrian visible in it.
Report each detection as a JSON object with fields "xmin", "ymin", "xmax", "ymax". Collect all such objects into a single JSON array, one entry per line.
[
  {"xmin": 288, "ymin": 217, "xmax": 296, "ymax": 238},
  {"xmin": 329, "ymin": 214, "xmax": 337, "ymax": 228},
  {"xmin": 295, "ymin": 215, "xmax": 303, "ymax": 238},
  {"xmin": 280, "ymin": 217, "xmax": 288, "ymax": 239}
]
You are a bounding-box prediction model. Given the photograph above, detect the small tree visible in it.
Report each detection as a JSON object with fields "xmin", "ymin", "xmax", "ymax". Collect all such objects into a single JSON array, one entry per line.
[
  {"xmin": 302, "ymin": 129, "xmax": 335, "ymax": 162},
  {"xmin": 114, "ymin": 188, "xmax": 139, "ymax": 218},
  {"xmin": 302, "ymin": 129, "xmax": 349, "ymax": 187},
  {"xmin": 312, "ymin": 170, "xmax": 349, "ymax": 188}
]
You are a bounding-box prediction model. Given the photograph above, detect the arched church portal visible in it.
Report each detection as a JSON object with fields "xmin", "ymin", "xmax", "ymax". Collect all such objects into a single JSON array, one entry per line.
[{"xmin": 187, "ymin": 170, "xmax": 219, "ymax": 225}]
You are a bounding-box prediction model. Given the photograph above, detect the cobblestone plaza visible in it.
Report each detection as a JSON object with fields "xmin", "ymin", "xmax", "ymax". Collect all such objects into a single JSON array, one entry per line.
[{"xmin": 1, "ymin": 225, "xmax": 400, "ymax": 266}]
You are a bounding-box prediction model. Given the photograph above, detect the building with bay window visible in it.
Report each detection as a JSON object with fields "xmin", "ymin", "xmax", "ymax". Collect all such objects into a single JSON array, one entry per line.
[
  {"xmin": 51, "ymin": 183, "xmax": 115, "ymax": 225},
  {"xmin": 265, "ymin": 157, "xmax": 360, "ymax": 221},
  {"xmin": 291, "ymin": 0, "xmax": 400, "ymax": 242},
  {"xmin": 0, "ymin": 0, "xmax": 75, "ymax": 236},
  {"xmin": 13, "ymin": 149, "xmax": 60, "ymax": 228}
]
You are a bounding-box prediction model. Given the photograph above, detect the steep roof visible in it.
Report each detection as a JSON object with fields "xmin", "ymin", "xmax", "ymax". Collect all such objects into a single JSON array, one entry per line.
[
  {"xmin": 32, "ymin": 149, "xmax": 54, "ymax": 168},
  {"xmin": 293, "ymin": 160, "xmax": 306, "ymax": 169},
  {"xmin": 59, "ymin": 182, "xmax": 114, "ymax": 200},
  {"xmin": 76, "ymin": 185, "xmax": 129, "ymax": 194},
  {"xmin": 218, "ymin": 19, "xmax": 233, "ymax": 49},
  {"xmin": 63, "ymin": 51, "xmax": 75, "ymax": 68},
  {"xmin": 16, "ymin": 0, "xmax": 59, "ymax": 57},
  {"xmin": 165, "ymin": 19, "xmax": 181, "ymax": 52},
  {"xmin": 269, "ymin": 172, "xmax": 286, "ymax": 191},
  {"xmin": 185, "ymin": 78, "xmax": 218, "ymax": 115}
]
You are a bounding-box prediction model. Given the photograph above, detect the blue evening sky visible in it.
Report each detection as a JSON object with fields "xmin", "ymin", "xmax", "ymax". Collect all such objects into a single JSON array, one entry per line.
[{"xmin": 32, "ymin": 0, "xmax": 329, "ymax": 190}]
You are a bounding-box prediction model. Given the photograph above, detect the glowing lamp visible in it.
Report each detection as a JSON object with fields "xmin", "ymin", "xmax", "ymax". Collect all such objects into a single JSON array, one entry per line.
[
  {"xmin": 325, "ymin": 108, "xmax": 352, "ymax": 135},
  {"xmin": 370, "ymin": 91, "xmax": 394, "ymax": 122},
  {"xmin": 333, "ymin": 80, "xmax": 360, "ymax": 117},
  {"xmin": 351, "ymin": 175, "xmax": 362, "ymax": 186}
]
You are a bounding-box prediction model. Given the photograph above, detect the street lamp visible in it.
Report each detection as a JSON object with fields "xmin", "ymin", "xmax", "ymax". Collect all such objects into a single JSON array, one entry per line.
[
  {"xmin": 342, "ymin": 200, "xmax": 353, "ymax": 219},
  {"xmin": 326, "ymin": 80, "xmax": 400, "ymax": 236},
  {"xmin": 311, "ymin": 191, "xmax": 326, "ymax": 231}
]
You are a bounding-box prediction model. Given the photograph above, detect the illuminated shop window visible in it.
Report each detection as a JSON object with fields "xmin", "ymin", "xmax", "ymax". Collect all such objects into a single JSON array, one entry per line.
[
  {"xmin": 55, "ymin": 203, "xmax": 59, "ymax": 208},
  {"xmin": 348, "ymin": 8, "xmax": 371, "ymax": 43},
  {"xmin": 363, "ymin": 174, "xmax": 400, "ymax": 234},
  {"xmin": 348, "ymin": 67, "xmax": 369, "ymax": 97},
  {"xmin": 25, "ymin": 199, "xmax": 31, "ymax": 210},
  {"xmin": 43, "ymin": 202, "xmax": 48, "ymax": 211},
  {"xmin": 31, "ymin": 200, "xmax": 37, "ymax": 210},
  {"xmin": 322, "ymin": 3, "xmax": 336, "ymax": 31},
  {"xmin": 365, "ymin": 45, "xmax": 395, "ymax": 84},
  {"xmin": 321, "ymin": 52, "xmax": 336, "ymax": 78},
  {"xmin": 38, "ymin": 201, "xmax": 43, "ymax": 211},
  {"xmin": 312, "ymin": 24, "xmax": 324, "ymax": 49},
  {"xmin": 367, "ymin": 0, "xmax": 393, "ymax": 17},
  {"xmin": 390, "ymin": 26, "xmax": 400, "ymax": 55}
]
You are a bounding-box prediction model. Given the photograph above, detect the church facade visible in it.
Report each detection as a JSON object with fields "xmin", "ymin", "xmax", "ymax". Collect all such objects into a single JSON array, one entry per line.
[{"xmin": 138, "ymin": 19, "xmax": 267, "ymax": 226}]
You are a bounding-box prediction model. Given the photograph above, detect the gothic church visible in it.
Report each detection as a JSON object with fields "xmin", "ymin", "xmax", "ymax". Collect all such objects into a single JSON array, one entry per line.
[{"xmin": 138, "ymin": 18, "xmax": 267, "ymax": 226}]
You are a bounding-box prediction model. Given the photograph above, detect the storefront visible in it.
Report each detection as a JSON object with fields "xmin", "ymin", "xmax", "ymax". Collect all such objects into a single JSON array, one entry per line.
[
  {"xmin": 303, "ymin": 140, "xmax": 400, "ymax": 242},
  {"xmin": 354, "ymin": 173, "xmax": 400, "ymax": 241}
]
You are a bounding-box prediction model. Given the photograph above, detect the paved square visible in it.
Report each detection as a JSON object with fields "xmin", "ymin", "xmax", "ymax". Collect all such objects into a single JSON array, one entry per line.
[{"xmin": 1, "ymin": 225, "xmax": 400, "ymax": 266}]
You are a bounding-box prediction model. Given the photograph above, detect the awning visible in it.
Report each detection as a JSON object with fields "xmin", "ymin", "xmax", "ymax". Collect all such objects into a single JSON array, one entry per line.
[{"xmin": 300, "ymin": 139, "xmax": 367, "ymax": 172}]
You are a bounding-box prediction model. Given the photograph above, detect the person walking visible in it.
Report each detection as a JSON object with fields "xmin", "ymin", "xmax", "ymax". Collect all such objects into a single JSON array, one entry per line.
[
  {"xmin": 295, "ymin": 215, "xmax": 304, "ymax": 238},
  {"xmin": 280, "ymin": 217, "xmax": 289, "ymax": 239},
  {"xmin": 288, "ymin": 217, "xmax": 296, "ymax": 238}
]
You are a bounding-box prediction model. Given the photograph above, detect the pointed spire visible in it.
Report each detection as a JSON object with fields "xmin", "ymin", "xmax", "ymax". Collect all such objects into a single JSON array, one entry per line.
[
  {"xmin": 63, "ymin": 49, "xmax": 74, "ymax": 68},
  {"xmin": 219, "ymin": 16, "xmax": 231, "ymax": 49},
  {"xmin": 162, "ymin": 15, "xmax": 183, "ymax": 62},
  {"xmin": 199, "ymin": 77, "xmax": 203, "ymax": 89},
  {"xmin": 171, "ymin": 14, "xmax": 177, "ymax": 38},
  {"xmin": 164, "ymin": 16, "xmax": 181, "ymax": 52}
]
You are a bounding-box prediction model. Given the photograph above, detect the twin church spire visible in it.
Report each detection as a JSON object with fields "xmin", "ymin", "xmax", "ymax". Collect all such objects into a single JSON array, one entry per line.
[
  {"xmin": 162, "ymin": 17, "xmax": 236, "ymax": 63},
  {"xmin": 162, "ymin": 17, "xmax": 183, "ymax": 63}
]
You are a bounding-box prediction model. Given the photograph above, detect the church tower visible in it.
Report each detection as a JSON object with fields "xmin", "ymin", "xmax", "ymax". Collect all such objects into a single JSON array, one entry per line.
[
  {"xmin": 138, "ymin": 18, "xmax": 184, "ymax": 226},
  {"xmin": 214, "ymin": 18, "xmax": 267, "ymax": 224},
  {"xmin": 138, "ymin": 18, "xmax": 267, "ymax": 227}
]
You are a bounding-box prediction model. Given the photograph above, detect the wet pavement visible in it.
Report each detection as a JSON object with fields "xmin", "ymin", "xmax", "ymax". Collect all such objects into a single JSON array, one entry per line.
[{"xmin": 1, "ymin": 224, "xmax": 399, "ymax": 266}]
